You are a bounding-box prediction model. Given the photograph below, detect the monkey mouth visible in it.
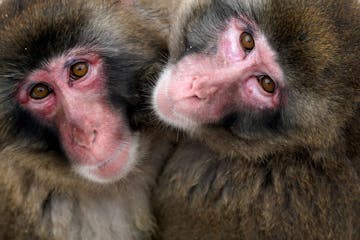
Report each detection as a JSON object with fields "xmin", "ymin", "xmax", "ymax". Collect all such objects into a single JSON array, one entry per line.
[
  {"xmin": 169, "ymin": 83, "xmax": 237, "ymax": 126},
  {"xmin": 74, "ymin": 134, "xmax": 139, "ymax": 183},
  {"xmin": 96, "ymin": 141, "xmax": 129, "ymax": 168}
]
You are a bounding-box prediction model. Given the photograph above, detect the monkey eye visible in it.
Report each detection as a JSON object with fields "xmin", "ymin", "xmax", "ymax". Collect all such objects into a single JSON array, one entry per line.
[
  {"xmin": 70, "ymin": 62, "xmax": 89, "ymax": 80},
  {"xmin": 258, "ymin": 76, "xmax": 276, "ymax": 94},
  {"xmin": 240, "ymin": 32, "xmax": 255, "ymax": 51},
  {"xmin": 30, "ymin": 83, "xmax": 52, "ymax": 100}
]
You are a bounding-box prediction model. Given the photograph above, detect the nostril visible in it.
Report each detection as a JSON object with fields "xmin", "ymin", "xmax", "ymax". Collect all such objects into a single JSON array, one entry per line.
[
  {"xmin": 92, "ymin": 130, "xmax": 97, "ymax": 144},
  {"xmin": 191, "ymin": 76, "xmax": 209, "ymax": 89},
  {"xmin": 190, "ymin": 76, "xmax": 200, "ymax": 91},
  {"xmin": 191, "ymin": 76, "xmax": 218, "ymax": 100},
  {"xmin": 194, "ymin": 86, "xmax": 219, "ymax": 100},
  {"xmin": 70, "ymin": 125, "xmax": 97, "ymax": 148}
]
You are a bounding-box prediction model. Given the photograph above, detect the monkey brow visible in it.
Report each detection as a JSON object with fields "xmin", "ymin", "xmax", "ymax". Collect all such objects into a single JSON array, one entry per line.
[
  {"xmin": 237, "ymin": 16, "xmax": 256, "ymax": 35},
  {"xmin": 63, "ymin": 50, "xmax": 97, "ymax": 69}
]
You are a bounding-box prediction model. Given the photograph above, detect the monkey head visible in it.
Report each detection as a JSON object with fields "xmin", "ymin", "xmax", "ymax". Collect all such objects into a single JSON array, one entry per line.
[
  {"xmin": 152, "ymin": 0, "xmax": 360, "ymax": 159},
  {"xmin": 0, "ymin": 0, "xmax": 166, "ymax": 183}
]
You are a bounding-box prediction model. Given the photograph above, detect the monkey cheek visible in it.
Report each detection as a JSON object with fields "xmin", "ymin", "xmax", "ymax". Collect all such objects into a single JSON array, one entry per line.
[{"xmin": 153, "ymin": 82, "xmax": 199, "ymax": 131}]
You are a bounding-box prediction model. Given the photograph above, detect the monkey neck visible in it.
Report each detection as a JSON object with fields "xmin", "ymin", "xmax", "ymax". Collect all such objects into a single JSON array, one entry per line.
[
  {"xmin": 37, "ymin": 184, "xmax": 153, "ymax": 240},
  {"xmin": 0, "ymin": 158, "xmax": 155, "ymax": 240}
]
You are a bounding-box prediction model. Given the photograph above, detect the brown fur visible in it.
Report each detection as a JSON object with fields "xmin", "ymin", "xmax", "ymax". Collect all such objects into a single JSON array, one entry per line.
[
  {"xmin": 153, "ymin": 0, "xmax": 360, "ymax": 239},
  {"xmin": 0, "ymin": 130, "xmax": 175, "ymax": 240},
  {"xmin": 0, "ymin": 0, "xmax": 174, "ymax": 239}
]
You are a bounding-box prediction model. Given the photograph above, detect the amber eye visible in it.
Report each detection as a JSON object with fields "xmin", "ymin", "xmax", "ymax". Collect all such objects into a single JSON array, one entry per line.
[
  {"xmin": 30, "ymin": 83, "xmax": 52, "ymax": 100},
  {"xmin": 258, "ymin": 76, "xmax": 276, "ymax": 93},
  {"xmin": 70, "ymin": 62, "xmax": 89, "ymax": 79},
  {"xmin": 240, "ymin": 32, "xmax": 255, "ymax": 51}
]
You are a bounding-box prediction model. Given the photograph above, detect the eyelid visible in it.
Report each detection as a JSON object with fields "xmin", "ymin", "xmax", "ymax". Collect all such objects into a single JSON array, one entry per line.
[
  {"xmin": 27, "ymin": 83, "xmax": 54, "ymax": 102},
  {"xmin": 27, "ymin": 82, "xmax": 53, "ymax": 93},
  {"xmin": 237, "ymin": 16, "xmax": 256, "ymax": 33},
  {"xmin": 64, "ymin": 58, "xmax": 87, "ymax": 69}
]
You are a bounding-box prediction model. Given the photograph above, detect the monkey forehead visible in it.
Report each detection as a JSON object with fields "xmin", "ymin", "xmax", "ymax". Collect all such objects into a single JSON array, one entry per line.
[
  {"xmin": 0, "ymin": 1, "xmax": 120, "ymax": 76},
  {"xmin": 169, "ymin": 0, "xmax": 266, "ymax": 59},
  {"xmin": 0, "ymin": 0, "xmax": 159, "ymax": 109}
]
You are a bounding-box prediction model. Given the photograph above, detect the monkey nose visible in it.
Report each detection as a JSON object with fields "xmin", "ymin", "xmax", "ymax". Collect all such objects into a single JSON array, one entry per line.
[
  {"xmin": 193, "ymin": 86, "xmax": 219, "ymax": 100},
  {"xmin": 70, "ymin": 125, "xmax": 98, "ymax": 148},
  {"xmin": 191, "ymin": 76, "xmax": 219, "ymax": 100}
]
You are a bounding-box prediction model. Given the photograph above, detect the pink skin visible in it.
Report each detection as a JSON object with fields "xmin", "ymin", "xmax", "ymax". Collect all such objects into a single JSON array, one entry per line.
[
  {"xmin": 154, "ymin": 18, "xmax": 285, "ymax": 129},
  {"xmin": 18, "ymin": 49, "xmax": 134, "ymax": 183}
]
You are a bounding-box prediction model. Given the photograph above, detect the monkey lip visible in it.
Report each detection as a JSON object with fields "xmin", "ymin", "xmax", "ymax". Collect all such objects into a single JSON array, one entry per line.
[
  {"xmin": 92, "ymin": 141, "xmax": 131, "ymax": 176},
  {"xmin": 96, "ymin": 142, "xmax": 128, "ymax": 168},
  {"xmin": 75, "ymin": 134, "xmax": 138, "ymax": 183}
]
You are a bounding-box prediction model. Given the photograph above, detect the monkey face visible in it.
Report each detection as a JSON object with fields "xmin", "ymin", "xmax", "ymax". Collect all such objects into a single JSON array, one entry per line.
[
  {"xmin": 0, "ymin": 0, "xmax": 162, "ymax": 183},
  {"xmin": 152, "ymin": 0, "xmax": 360, "ymax": 158},
  {"xmin": 15, "ymin": 49, "xmax": 139, "ymax": 183}
]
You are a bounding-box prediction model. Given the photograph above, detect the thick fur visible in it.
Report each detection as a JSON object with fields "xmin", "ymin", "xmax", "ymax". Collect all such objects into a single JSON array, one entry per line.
[
  {"xmin": 153, "ymin": 0, "xmax": 360, "ymax": 239},
  {"xmin": 0, "ymin": 131, "xmax": 175, "ymax": 240},
  {"xmin": 0, "ymin": 0, "xmax": 173, "ymax": 239}
]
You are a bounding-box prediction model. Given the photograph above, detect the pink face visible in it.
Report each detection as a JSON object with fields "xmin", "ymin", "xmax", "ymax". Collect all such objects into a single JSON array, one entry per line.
[
  {"xmin": 17, "ymin": 49, "xmax": 137, "ymax": 183},
  {"xmin": 153, "ymin": 18, "xmax": 285, "ymax": 130}
]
